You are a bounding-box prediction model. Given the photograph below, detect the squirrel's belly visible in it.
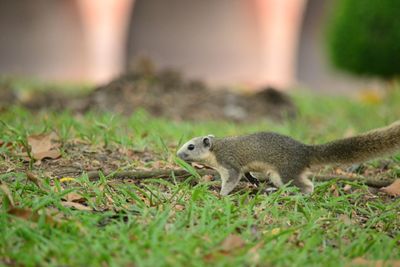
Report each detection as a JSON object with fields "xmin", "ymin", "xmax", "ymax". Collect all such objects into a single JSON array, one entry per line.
[{"xmin": 243, "ymin": 161, "xmax": 276, "ymax": 173}]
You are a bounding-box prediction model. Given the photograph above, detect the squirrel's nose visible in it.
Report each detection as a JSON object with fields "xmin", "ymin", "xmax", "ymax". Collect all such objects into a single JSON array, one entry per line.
[{"xmin": 177, "ymin": 152, "xmax": 188, "ymax": 160}]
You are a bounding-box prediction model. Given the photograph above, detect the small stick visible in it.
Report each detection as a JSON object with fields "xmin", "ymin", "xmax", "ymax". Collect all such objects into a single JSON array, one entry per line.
[
  {"xmin": 85, "ymin": 169, "xmax": 215, "ymax": 181},
  {"xmin": 312, "ymin": 174, "xmax": 393, "ymax": 188},
  {"xmin": 80, "ymin": 168, "xmax": 394, "ymax": 188}
]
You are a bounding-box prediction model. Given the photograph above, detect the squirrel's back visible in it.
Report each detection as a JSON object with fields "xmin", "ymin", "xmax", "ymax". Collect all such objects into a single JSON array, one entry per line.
[
  {"xmin": 213, "ymin": 121, "xmax": 400, "ymax": 168},
  {"xmin": 213, "ymin": 132, "xmax": 311, "ymax": 169}
]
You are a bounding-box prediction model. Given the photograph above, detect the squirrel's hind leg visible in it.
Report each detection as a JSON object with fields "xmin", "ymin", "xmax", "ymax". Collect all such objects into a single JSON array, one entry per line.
[
  {"xmin": 279, "ymin": 170, "xmax": 314, "ymax": 194},
  {"xmin": 267, "ymin": 171, "xmax": 284, "ymax": 188},
  {"xmin": 293, "ymin": 174, "xmax": 314, "ymax": 194}
]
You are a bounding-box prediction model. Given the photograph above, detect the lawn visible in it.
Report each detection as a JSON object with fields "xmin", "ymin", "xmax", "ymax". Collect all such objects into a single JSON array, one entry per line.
[{"xmin": 0, "ymin": 85, "xmax": 400, "ymax": 266}]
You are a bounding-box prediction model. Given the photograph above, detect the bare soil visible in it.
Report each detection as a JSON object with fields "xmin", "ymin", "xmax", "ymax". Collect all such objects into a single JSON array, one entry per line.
[
  {"xmin": 86, "ymin": 69, "xmax": 297, "ymax": 122},
  {"xmin": 0, "ymin": 68, "xmax": 297, "ymax": 122}
]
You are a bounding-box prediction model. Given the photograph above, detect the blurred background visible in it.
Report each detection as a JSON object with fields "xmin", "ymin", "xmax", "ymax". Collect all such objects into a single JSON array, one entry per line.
[{"xmin": 2, "ymin": 0, "xmax": 397, "ymax": 95}]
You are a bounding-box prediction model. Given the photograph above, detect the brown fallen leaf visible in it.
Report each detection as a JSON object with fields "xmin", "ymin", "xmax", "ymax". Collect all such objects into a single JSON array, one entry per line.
[
  {"xmin": 8, "ymin": 207, "xmax": 39, "ymax": 220},
  {"xmin": 204, "ymin": 234, "xmax": 247, "ymax": 262},
  {"xmin": 105, "ymin": 193, "xmax": 115, "ymax": 207},
  {"xmin": 0, "ymin": 182, "xmax": 15, "ymax": 207},
  {"xmin": 335, "ymin": 168, "xmax": 358, "ymax": 178},
  {"xmin": 174, "ymin": 204, "xmax": 185, "ymax": 211},
  {"xmin": 248, "ymin": 241, "xmax": 264, "ymax": 265},
  {"xmin": 26, "ymin": 171, "xmax": 44, "ymax": 189},
  {"xmin": 8, "ymin": 207, "xmax": 57, "ymax": 226},
  {"xmin": 0, "ymin": 140, "xmax": 13, "ymax": 149},
  {"xmin": 220, "ymin": 234, "xmax": 246, "ymax": 252},
  {"xmin": 61, "ymin": 201, "xmax": 93, "ymax": 211},
  {"xmin": 63, "ymin": 192, "xmax": 86, "ymax": 203},
  {"xmin": 330, "ymin": 184, "xmax": 340, "ymax": 197},
  {"xmin": 191, "ymin": 162, "xmax": 205, "ymax": 169},
  {"xmin": 200, "ymin": 174, "xmax": 214, "ymax": 183},
  {"xmin": 203, "ymin": 253, "xmax": 216, "ymax": 263},
  {"xmin": 343, "ymin": 184, "xmax": 352, "ymax": 192},
  {"xmin": 380, "ymin": 179, "xmax": 400, "ymax": 197},
  {"xmin": 27, "ymin": 132, "xmax": 61, "ymax": 160}
]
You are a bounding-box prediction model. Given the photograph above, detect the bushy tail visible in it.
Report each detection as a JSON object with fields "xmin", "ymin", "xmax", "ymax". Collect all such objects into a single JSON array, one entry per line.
[{"xmin": 309, "ymin": 121, "xmax": 400, "ymax": 166}]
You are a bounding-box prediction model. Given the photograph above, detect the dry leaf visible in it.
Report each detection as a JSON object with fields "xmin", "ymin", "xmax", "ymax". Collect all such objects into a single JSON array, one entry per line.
[
  {"xmin": 200, "ymin": 174, "xmax": 213, "ymax": 183},
  {"xmin": 191, "ymin": 162, "xmax": 205, "ymax": 169},
  {"xmin": 26, "ymin": 172, "xmax": 43, "ymax": 189},
  {"xmin": 335, "ymin": 168, "xmax": 346, "ymax": 175},
  {"xmin": 203, "ymin": 235, "xmax": 247, "ymax": 262},
  {"xmin": 380, "ymin": 179, "xmax": 400, "ymax": 197},
  {"xmin": 27, "ymin": 132, "xmax": 61, "ymax": 160},
  {"xmin": 64, "ymin": 192, "xmax": 86, "ymax": 203},
  {"xmin": 61, "ymin": 201, "xmax": 92, "ymax": 211},
  {"xmin": 0, "ymin": 183, "xmax": 15, "ymax": 207},
  {"xmin": 204, "ymin": 234, "xmax": 246, "ymax": 261},
  {"xmin": 248, "ymin": 242, "xmax": 264, "ymax": 265},
  {"xmin": 8, "ymin": 207, "xmax": 38, "ymax": 220},
  {"xmin": 220, "ymin": 234, "xmax": 246, "ymax": 252},
  {"xmin": 8, "ymin": 207, "xmax": 57, "ymax": 225},
  {"xmin": 105, "ymin": 194, "xmax": 115, "ymax": 207},
  {"xmin": 174, "ymin": 204, "xmax": 185, "ymax": 211},
  {"xmin": 203, "ymin": 253, "xmax": 216, "ymax": 263},
  {"xmin": 330, "ymin": 184, "xmax": 340, "ymax": 197},
  {"xmin": 0, "ymin": 140, "xmax": 13, "ymax": 149},
  {"xmin": 334, "ymin": 168, "xmax": 357, "ymax": 178},
  {"xmin": 343, "ymin": 184, "xmax": 352, "ymax": 192}
]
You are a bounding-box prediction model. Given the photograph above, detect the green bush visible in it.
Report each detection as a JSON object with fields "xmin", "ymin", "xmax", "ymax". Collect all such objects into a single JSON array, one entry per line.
[{"xmin": 326, "ymin": 0, "xmax": 400, "ymax": 79}]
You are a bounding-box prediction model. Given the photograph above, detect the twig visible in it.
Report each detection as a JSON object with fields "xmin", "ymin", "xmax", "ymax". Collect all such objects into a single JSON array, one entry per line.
[
  {"xmin": 312, "ymin": 174, "xmax": 393, "ymax": 188},
  {"xmin": 80, "ymin": 169, "xmax": 394, "ymax": 188},
  {"xmin": 85, "ymin": 169, "xmax": 216, "ymax": 181}
]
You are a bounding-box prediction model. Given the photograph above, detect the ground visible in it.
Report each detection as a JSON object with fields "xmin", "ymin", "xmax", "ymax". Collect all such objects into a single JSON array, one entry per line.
[{"xmin": 0, "ymin": 81, "xmax": 400, "ymax": 266}]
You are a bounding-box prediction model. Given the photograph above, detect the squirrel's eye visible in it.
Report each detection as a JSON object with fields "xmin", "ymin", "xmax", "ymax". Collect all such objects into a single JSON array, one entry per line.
[{"xmin": 188, "ymin": 144, "xmax": 195, "ymax": 150}]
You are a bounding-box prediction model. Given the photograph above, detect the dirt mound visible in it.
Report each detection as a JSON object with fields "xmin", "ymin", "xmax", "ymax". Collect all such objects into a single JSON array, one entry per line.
[
  {"xmin": 1, "ymin": 68, "xmax": 297, "ymax": 122},
  {"xmin": 87, "ymin": 69, "xmax": 296, "ymax": 121}
]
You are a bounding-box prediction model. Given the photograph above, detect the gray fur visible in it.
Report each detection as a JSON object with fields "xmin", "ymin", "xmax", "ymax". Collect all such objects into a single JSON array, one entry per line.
[{"xmin": 177, "ymin": 121, "xmax": 400, "ymax": 195}]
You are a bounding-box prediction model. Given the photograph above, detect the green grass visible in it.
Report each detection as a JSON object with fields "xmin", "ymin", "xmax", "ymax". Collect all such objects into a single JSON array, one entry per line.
[{"xmin": 1, "ymin": 87, "xmax": 400, "ymax": 266}]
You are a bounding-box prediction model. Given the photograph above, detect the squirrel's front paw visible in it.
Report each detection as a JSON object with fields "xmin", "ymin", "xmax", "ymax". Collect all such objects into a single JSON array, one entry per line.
[
  {"xmin": 219, "ymin": 183, "xmax": 236, "ymax": 196},
  {"xmin": 219, "ymin": 190, "xmax": 230, "ymax": 196}
]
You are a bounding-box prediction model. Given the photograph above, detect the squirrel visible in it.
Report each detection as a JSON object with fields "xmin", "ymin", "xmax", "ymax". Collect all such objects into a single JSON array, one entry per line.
[{"xmin": 176, "ymin": 121, "xmax": 400, "ymax": 195}]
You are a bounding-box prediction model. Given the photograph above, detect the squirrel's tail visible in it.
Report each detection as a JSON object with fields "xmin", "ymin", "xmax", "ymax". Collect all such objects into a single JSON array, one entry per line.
[{"xmin": 309, "ymin": 121, "xmax": 400, "ymax": 166}]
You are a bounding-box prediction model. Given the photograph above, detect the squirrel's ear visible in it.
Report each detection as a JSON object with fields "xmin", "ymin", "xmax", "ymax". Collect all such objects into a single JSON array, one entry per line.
[{"xmin": 203, "ymin": 136, "xmax": 213, "ymax": 148}]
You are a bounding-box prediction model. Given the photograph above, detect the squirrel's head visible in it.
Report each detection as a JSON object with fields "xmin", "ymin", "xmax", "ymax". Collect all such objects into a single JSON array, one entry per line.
[{"xmin": 177, "ymin": 135, "xmax": 215, "ymax": 162}]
